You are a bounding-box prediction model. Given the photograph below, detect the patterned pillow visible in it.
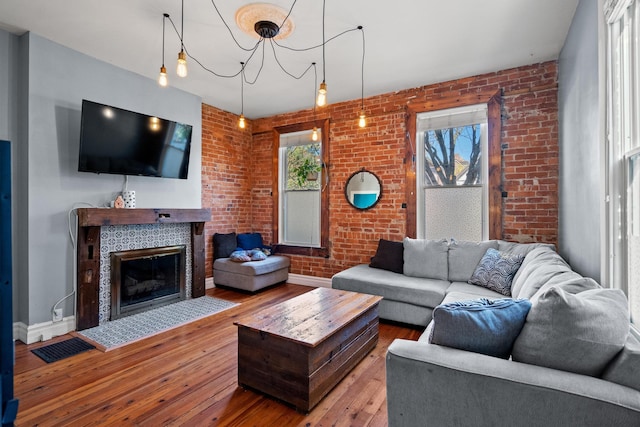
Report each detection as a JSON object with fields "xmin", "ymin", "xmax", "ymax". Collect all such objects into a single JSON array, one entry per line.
[
  {"xmin": 249, "ymin": 249, "xmax": 267, "ymax": 261},
  {"xmin": 229, "ymin": 250, "xmax": 251, "ymax": 262},
  {"xmin": 468, "ymin": 248, "xmax": 525, "ymax": 296}
]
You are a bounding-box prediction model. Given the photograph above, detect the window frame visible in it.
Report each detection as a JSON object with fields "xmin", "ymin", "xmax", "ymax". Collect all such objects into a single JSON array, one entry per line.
[
  {"xmin": 272, "ymin": 119, "xmax": 330, "ymax": 257},
  {"xmin": 416, "ymin": 109, "xmax": 489, "ymax": 240},
  {"xmin": 605, "ymin": 0, "xmax": 640, "ymax": 332},
  {"xmin": 405, "ymin": 90, "xmax": 502, "ymax": 239}
]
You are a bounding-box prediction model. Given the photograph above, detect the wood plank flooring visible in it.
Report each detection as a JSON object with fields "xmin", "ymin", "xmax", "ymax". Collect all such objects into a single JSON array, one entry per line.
[{"xmin": 13, "ymin": 284, "xmax": 422, "ymax": 426}]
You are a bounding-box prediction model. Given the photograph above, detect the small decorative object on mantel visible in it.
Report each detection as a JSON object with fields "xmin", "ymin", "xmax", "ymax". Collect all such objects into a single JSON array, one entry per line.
[
  {"xmin": 122, "ymin": 190, "xmax": 136, "ymax": 208},
  {"xmin": 114, "ymin": 195, "xmax": 124, "ymax": 209}
]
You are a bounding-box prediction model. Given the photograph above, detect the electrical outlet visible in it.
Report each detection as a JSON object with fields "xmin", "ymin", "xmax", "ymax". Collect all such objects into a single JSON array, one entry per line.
[{"xmin": 53, "ymin": 308, "xmax": 63, "ymax": 322}]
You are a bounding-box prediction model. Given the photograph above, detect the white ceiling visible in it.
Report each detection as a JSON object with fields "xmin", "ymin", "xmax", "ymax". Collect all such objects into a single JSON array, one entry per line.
[{"xmin": 0, "ymin": 0, "xmax": 579, "ymax": 119}]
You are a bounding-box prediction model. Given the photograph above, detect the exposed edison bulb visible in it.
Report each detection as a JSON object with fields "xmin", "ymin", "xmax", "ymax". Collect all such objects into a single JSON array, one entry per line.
[
  {"xmin": 177, "ymin": 50, "xmax": 188, "ymax": 77},
  {"xmin": 316, "ymin": 81, "xmax": 327, "ymax": 107},
  {"xmin": 158, "ymin": 65, "xmax": 168, "ymax": 87},
  {"xmin": 238, "ymin": 114, "xmax": 246, "ymax": 129},
  {"xmin": 102, "ymin": 107, "xmax": 114, "ymax": 119},
  {"xmin": 311, "ymin": 127, "xmax": 319, "ymax": 141},
  {"xmin": 149, "ymin": 116, "xmax": 161, "ymax": 131},
  {"xmin": 358, "ymin": 110, "xmax": 367, "ymax": 128}
]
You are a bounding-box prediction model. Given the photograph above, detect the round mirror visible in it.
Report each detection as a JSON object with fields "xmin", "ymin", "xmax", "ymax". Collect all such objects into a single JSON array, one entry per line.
[{"xmin": 345, "ymin": 169, "xmax": 382, "ymax": 210}]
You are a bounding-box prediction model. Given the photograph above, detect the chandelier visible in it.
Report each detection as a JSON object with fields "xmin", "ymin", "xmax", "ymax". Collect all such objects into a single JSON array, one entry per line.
[{"xmin": 158, "ymin": 1, "xmax": 367, "ymax": 129}]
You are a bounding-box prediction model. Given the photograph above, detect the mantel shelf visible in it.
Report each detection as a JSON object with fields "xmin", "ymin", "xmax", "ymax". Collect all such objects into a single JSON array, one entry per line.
[{"xmin": 77, "ymin": 208, "xmax": 211, "ymax": 227}]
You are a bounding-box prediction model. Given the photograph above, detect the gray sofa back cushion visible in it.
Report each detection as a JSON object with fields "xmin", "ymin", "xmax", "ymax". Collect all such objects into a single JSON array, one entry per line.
[
  {"xmin": 510, "ymin": 247, "xmax": 572, "ymax": 299},
  {"xmin": 403, "ymin": 237, "xmax": 449, "ymax": 280},
  {"xmin": 448, "ymin": 239, "xmax": 498, "ymax": 282},
  {"xmin": 602, "ymin": 333, "xmax": 640, "ymax": 391},
  {"xmin": 497, "ymin": 240, "xmax": 556, "ymax": 256},
  {"xmin": 529, "ymin": 274, "xmax": 601, "ymax": 304},
  {"xmin": 512, "ymin": 287, "xmax": 630, "ymax": 377}
]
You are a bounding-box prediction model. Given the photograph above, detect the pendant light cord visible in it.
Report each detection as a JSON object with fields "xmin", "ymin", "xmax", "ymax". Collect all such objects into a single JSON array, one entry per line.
[
  {"xmin": 240, "ymin": 62, "xmax": 245, "ymax": 114},
  {"xmin": 162, "ymin": 14, "xmax": 167, "ymax": 66},
  {"xmin": 360, "ymin": 26, "xmax": 365, "ymax": 110},
  {"xmin": 322, "ymin": 0, "xmax": 326, "ymax": 83},
  {"xmin": 180, "ymin": 0, "xmax": 184, "ymax": 49}
]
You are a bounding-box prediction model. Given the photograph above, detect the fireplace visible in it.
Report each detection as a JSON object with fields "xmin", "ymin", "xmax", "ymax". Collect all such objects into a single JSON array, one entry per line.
[
  {"xmin": 76, "ymin": 208, "xmax": 210, "ymax": 330},
  {"xmin": 110, "ymin": 245, "xmax": 186, "ymax": 320}
]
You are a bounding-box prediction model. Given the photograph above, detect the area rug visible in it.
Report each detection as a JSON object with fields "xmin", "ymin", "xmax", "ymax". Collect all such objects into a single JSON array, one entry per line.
[
  {"xmin": 77, "ymin": 296, "xmax": 238, "ymax": 351},
  {"xmin": 32, "ymin": 337, "xmax": 96, "ymax": 363}
]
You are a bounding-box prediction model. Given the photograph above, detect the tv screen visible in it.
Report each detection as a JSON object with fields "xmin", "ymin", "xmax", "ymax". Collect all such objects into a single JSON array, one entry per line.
[{"xmin": 78, "ymin": 100, "xmax": 193, "ymax": 179}]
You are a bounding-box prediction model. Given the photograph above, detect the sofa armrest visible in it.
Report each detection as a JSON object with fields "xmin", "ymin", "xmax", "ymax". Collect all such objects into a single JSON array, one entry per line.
[{"xmin": 386, "ymin": 339, "xmax": 640, "ymax": 427}]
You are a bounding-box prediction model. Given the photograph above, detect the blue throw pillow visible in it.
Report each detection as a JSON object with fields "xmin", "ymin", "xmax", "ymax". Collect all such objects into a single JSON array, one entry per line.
[
  {"xmin": 237, "ymin": 233, "xmax": 264, "ymax": 250},
  {"xmin": 429, "ymin": 298, "xmax": 532, "ymax": 359}
]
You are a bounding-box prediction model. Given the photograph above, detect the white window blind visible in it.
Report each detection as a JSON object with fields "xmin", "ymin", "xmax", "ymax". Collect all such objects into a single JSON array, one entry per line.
[{"xmin": 416, "ymin": 104, "xmax": 487, "ymax": 131}]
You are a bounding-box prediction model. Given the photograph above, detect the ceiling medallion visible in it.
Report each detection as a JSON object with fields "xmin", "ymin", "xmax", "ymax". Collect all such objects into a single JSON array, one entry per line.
[{"xmin": 235, "ymin": 3, "xmax": 295, "ymax": 40}]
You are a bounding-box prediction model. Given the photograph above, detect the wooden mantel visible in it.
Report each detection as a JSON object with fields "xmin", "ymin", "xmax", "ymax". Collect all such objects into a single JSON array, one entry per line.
[{"xmin": 76, "ymin": 208, "xmax": 211, "ymax": 330}]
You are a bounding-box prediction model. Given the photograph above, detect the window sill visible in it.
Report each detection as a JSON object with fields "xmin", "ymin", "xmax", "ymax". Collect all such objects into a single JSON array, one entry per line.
[{"xmin": 273, "ymin": 244, "xmax": 329, "ymax": 258}]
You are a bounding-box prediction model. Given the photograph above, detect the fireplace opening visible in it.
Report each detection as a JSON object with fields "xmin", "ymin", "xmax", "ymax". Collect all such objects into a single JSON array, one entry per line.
[{"xmin": 110, "ymin": 245, "xmax": 186, "ymax": 320}]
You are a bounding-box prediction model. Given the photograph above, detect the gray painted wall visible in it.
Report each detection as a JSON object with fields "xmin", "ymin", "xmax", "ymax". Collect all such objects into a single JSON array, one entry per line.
[
  {"xmin": 4, "ymin": 31, "xmax": 202, "ymax": 326},
  {"xmin": 558, "ymin": 0, "xmax": 603, "ymax": 281}
]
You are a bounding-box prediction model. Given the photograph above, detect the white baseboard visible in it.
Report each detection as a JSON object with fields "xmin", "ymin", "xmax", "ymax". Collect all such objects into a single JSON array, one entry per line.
[
  {"xmin": 287, "ymin": 273, "xmax": 332, "ymax": 288},
  {"xmin": 13, "ymin": 316, "xmax": 76, "ymax": 344},
  {"xmin": 16, "ymin": 274, "xmax": 331, "ymax": 344}
]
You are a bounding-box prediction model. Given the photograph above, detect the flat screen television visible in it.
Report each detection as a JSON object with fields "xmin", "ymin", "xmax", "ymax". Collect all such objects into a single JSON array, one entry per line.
[{"xmin": 78, "ymin": 100, "xmax": 193, "ymax": 179}]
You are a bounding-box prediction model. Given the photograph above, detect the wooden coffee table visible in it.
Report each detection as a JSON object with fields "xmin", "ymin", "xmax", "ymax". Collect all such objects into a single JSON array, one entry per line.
[{"xmin": 234, "ymin": 287, "xmax": 382, "ymax": 412}]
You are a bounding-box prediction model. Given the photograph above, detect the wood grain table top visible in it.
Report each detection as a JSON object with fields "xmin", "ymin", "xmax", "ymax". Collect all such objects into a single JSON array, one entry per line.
[{"xmin": 234, "ymin": 287, "xmax": 382, "ymax": 348}]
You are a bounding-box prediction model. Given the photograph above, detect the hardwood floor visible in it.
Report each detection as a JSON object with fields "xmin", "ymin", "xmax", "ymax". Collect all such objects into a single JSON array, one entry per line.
[{"xmin": 13, "ymin": 284, "xmax": 422, "ymax": 426}]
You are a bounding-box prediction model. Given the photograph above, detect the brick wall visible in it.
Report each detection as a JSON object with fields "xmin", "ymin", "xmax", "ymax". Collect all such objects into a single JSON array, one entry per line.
[
  {"xmin": 202, "ymin": 61, "xmax": 559, "ymax": 279},
  {"xmin": 201, "ymin": 105, "xmax": 253, "ymax": 275}
]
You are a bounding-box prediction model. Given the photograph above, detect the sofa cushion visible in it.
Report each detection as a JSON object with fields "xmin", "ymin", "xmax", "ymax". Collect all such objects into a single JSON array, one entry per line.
[
  {"xmin": 497, "ymin": 240, "xmax": 556, "ymax": 256},
  {"xmin": 403, "ymin": 237, "xmax": 449, "ymax": 280},
  {"xmin": 602, "ymin": 334, "xmax": 640, "ymax": 391},
  {"xmin": 369, "ymin": 239, "xmax": 404, "ymax": 274},
  {"xmin": 214, "ymin": 255, "xmax": 290, "ymax": 276},
  {"xmin": 332, "ymin": 264, "xmax": 449, "ymax": 309},
  {"xmin": 512, "ymin": 287, "xmax": 630, "ymax": 377},
  {"xmin": 448, "ymin": 239, "xmax": 498, "ymax": 282},
  {"xmin": 510, "ymin": 247, "xmax": 572, "ymax": 299},
  {"xmin": 446, "ymin": 282, "xmax": 506, "ymax": 299},
  {"xmin": 213, "ymin": 232, "xmax": 237, "ymax": 260},
  {"xmin": 468, "ymin": 249, "xmax": 524, "ymax": 296},
  {"xmin": 237, "ymin": 232, "xmax": 264, "ymax": 250},
  {"xmin": 429, "ymin": 298, "xmax": 532, "ymax": 359},
  {"xmin": 530, "ymin": 274, "xmax": 601, "ymax": 304}
]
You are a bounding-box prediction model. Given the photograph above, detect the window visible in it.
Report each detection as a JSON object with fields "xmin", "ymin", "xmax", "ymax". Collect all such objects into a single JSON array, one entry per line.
[
  {"xmin": 606, "ymin": 0, "xmax": 640, "ymax": 327},
  {"xmin": 272, "ymin": 120, "xmax": 330, "ymax": 257},
  {"xmin": 415, "ymin": 105, "xmax": 490, "ymax": 241},
  {"xmin": 405, "ymin": 91, "xmax": 503, "ymax": 240},
  {"xmin": 279, "ymin": 133, "xmax": 321, "ymax": 246}
]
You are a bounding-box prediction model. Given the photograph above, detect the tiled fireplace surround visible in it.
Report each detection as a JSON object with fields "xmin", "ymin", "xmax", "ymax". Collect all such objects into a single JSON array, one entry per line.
[
  {"xmin": 76, "ymin": 208, "xmax": 210, "ymax": 330},
  {"xmin": 98, "ymin": 223, "xmax": 192, "ymax": 324}
]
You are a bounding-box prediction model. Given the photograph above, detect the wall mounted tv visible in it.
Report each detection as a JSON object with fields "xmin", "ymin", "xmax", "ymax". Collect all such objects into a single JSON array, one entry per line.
[{"xmin": 78, "ymin": 100, "xmax": 193, "ymax": 179}]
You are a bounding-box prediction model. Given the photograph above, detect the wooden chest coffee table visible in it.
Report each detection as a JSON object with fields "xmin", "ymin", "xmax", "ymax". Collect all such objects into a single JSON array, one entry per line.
[{"xmin": 234, "ymin": 287, "xmax": 382, "ymax": 412}]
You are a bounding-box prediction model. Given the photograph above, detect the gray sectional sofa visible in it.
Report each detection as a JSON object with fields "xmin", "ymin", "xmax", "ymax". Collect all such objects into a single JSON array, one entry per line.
[{"xmin": 331, "ymin": 238, "xmax": 640, "ymax": 426}]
